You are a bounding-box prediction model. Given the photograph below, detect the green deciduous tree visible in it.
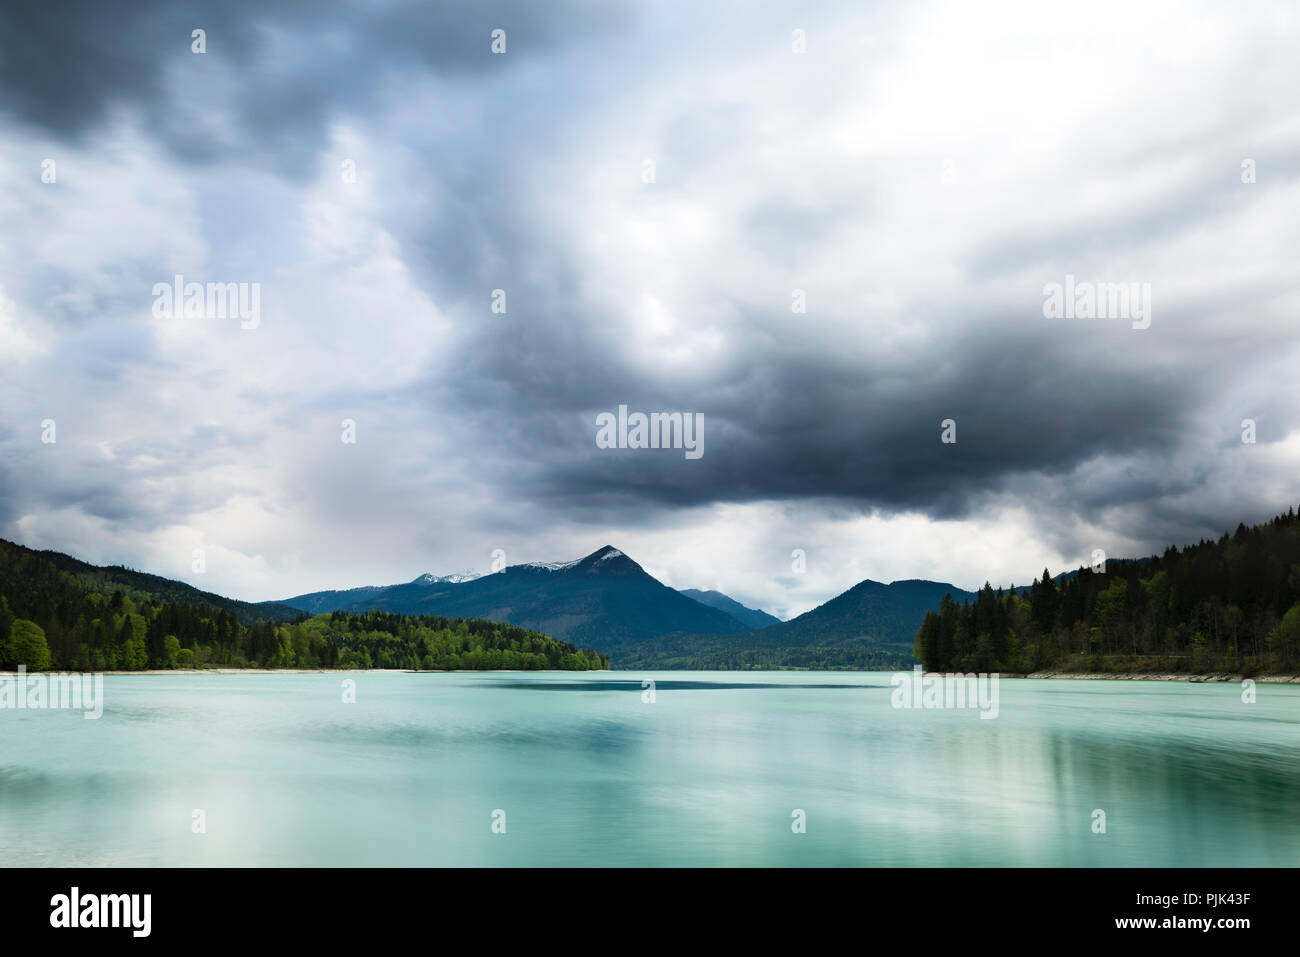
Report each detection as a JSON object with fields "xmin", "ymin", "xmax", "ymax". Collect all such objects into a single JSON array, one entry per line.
[{"xmin": 6, "ymin": 618, "xmax": 52, "ymax": 671}]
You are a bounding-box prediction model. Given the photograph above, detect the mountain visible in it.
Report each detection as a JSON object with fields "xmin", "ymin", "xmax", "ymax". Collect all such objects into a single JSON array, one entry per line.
[
  {"xmin": 279, "ymin": 546, "xmax": 752, "ymax": 658},
  {"xmin": 619, "ymin": 578, "xmax": 979, "ymax": 669},
  {"xmin": 678, "ymin": 589, "xmax": 781, "ymax": 629},
  {"xmin": 269, "ymin": 570, "xmax": 480, "ymax": 615},
  {"xmin": 747, "ymin": 579, "xmax": 978, "ymax": 651},
  {"xmin": 271, "ymin": 570, "xmax": 474, "ymax": 615},
  {"xmin": 267, "ymin": 584, "xmax": 387, "ymax": 615}
]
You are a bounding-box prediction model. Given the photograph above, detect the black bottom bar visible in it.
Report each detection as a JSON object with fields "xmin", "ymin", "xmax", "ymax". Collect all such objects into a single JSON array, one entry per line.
[{"xmin": 10, "ymin": 867, "xmax": 1290, "ymax": 944}]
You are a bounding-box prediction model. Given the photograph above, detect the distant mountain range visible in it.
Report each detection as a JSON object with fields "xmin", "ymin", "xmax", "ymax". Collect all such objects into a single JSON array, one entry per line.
[
  {"xmin": 275, "ymin": 546, "xmax": 753, "ymax": 658},
  {"xmin": 272, "ymin": 545, "xmax": 980, "ymax": 669}
]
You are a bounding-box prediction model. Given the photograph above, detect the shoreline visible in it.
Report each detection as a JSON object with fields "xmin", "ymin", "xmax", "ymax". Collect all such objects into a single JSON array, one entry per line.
[
  {"xmin": 1, "ymin": 668, "xmax": 1295, "ymax": 682},
  {"xmin": 1012, "ymin": 671, "xmax": 1300, "ymax": 683}
]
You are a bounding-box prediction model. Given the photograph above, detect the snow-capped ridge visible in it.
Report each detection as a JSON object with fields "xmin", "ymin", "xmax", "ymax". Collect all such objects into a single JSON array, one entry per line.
[
  {"xmin": 518, "ymin": 558, "xmax": 583, "ymax": 572},
  {"xmin": 411, "ymin": 570, "xmax": 481, "ymax": 585},
  {"xmin": 514, "ymin": 545, "xmax": 640, "ymax": 573}
]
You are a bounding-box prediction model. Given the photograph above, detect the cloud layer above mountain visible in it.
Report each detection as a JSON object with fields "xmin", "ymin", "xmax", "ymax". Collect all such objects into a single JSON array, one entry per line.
[{"xmin": 1, "ymin": 0, "xmax": 1298, "ymax": 616}]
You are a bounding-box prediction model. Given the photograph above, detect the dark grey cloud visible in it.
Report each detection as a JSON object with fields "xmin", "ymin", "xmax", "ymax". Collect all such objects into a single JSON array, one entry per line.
[
  {"xmin": 436, "ymin": 304, "xmax": 1246, "ymax": 517},
  {"xmin": 0, "ymin": 0, "xmax": 630, "ymax": 169}
]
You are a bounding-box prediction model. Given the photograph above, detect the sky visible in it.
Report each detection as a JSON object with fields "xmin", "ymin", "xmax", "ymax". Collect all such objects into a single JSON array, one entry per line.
[{"xmin": 1, "ymin": 0, "xmax": 1298, "ymax": 619}]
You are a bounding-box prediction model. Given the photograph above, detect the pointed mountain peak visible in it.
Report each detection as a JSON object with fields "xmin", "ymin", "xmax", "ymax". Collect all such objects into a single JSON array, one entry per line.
[{"xmin": 576, "ymin": 545, "xmax": 642, "ymax": 571}]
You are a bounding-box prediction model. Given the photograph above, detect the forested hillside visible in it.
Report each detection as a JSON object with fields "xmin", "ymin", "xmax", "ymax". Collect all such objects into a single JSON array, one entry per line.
[{"xmin": 915, "ymin": 508, "xmax": 1300, "ymax": 675}]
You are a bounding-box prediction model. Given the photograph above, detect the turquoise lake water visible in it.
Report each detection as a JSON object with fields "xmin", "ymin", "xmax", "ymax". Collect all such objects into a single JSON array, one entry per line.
[{"xmin": 1, "ymin": 672, "xmax": 1296, "ymax": 866}]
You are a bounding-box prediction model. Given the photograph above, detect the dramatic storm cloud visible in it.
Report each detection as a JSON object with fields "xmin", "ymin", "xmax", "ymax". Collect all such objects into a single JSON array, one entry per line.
[{"xmin": 1, "ymin": 0, "xmax": 1297, "ymax": 616}]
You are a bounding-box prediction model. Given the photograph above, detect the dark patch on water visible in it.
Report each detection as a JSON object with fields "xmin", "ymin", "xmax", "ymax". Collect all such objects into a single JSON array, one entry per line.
[{"xmin": 454, "ymin": 679, "xmax": 887, "ymax": 691}]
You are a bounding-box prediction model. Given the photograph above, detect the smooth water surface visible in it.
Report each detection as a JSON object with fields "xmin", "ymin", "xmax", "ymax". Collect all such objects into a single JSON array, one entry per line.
[{"xmin": 1, "ymin": 672, "xmax": 1296, "ymax": 866}]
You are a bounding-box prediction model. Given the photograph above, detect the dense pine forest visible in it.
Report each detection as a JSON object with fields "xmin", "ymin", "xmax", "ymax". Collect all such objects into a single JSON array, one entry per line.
[
  {"xmin": 0, "ymin": 539, "xmax": 608, "ymax": 672},
  {"xmin": 915, "ymin": 507, "xmax": 1300, "ymax": 675}
]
